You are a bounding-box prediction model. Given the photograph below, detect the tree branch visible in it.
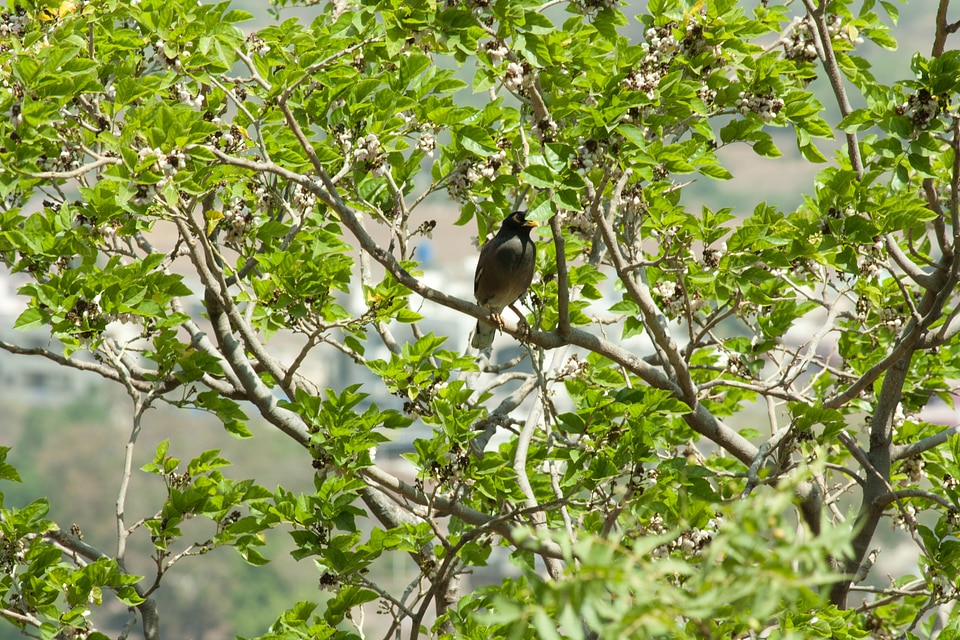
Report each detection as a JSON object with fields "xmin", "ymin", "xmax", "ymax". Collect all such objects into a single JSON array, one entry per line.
[
  {"xmin": 803, "ymin": 0, "xmax": 863, "ymax": 175},
  {"xmin": 891, "ymin": 424, "xmax": 960, "ymax": 461}
]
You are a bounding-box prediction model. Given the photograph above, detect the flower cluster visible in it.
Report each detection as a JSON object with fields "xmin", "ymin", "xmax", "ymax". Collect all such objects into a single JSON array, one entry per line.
[
  {"xmin": 826, "ymin": 13, "xmax": 864, "ymax": 47},
  {"xmin": 291, "ymin": 183, "xmax": 317, "ymax": 212},
  {"xmin": 131, "ymin": 147, "xmax": 185, "ymax": 206},
  {"xmin": 571, "ymin": 0, "xmax": 619, "ymax": 19},
  {"xmin": 503, "ymin": 60, "xmax": 529, "ymax": 92},
  {"xmin": 174, "ymin": 82, "xmax": 204, "ymax": 109},
  {"xmin": 678, "ymin": 16, "xmax": 719, "ymax": 61},
  {"xmin": 221, "ymin": 199, "xmax": 252, "ymax": 245},
  {"xmin": 896, "ymin": 89, "xmax": 941, "ymax": 129},
  {"xmin": 556, "ymin": 209, "xmax": 595, "ymax": 237},
  {"xmin": 697, "ymin": 85, "xmax": 717, "ymax": 107},
  {"xmin": 736, "ymin": 91, "xmax": 785, "ymax": 122},
  {"xmin": 153, "ymin": 40, "xmax": 182, "ymax": 71},
  {"xmin": 648, "ymin": 514, "xmax": 723, "ymax": 558},
  {"xmin": 622, "ymin": 183, "xmax": 645, "ymax": 216},
  {"xmin": 701, "ymin": 243, "xmax": 725, "ymax": 270},
  {"xmin": 782, "ymin": 17, "xmax": 818, "ymax": 62},
  {"xmin": 211, "ymin": 124, "xmax": 247, "ymax": 153},
  {"xmin": 416, "ymin": 129, "xmax": 437, "ymax": 156},
  {"xmin": 482, "ymin": 39, "xmax": 509, "ymax": 66},
  {"xmin": 246, "ymin": 32, "xmax": 271, "ymax": 56},
  {"xmin": 899, "ymin": 456, "xmax": 926, "ymax": 485},
  {"xmin": 623, "ymin": 14, "xmax": 721, "ymax": 100},
  {"xmin": 876, "ymin": 305, "xmax": 903, "ymax": 329},
  {"xmin": 622, "ymin": 53, "xmax": 669, "ymax": 100},
  {"xmin": 783, "ymin": 14, "xmax": 862, "ymax": 62},
  {"xmin": 535, "ymin": 116, "xmax": 558, "ymax": 143},
  {"xmin": 574, "ymin": 138, "xmax": 604, "ymax": 171},
  {"xmin": 893, "ymin": 504, "xmax": 917, "ymax": 530},
  {"xmin": 724, "ymin": 351, "xmax": 753, "ymax": 378},
  {"xmin": 446, "ymin": 147, "xmax": 508, "ymax": 202},
  {"xmin": 38, "ymin": 144, "xmax": 82, "ymax": 173},
  {"xmin": 0, "ymin": 6, "xmax": 27, "ymax": 40},
  {"xmin": 353, "ymin": 132, "xmax": 389, "ymax": 177},
  {"xmin": 138, "ymin": 147, "xmax": 185, "ymax": 178},
  {"xmin": 653, "ymin": 278, "xmax": 684, "ymax": 317},
  {"xmin": 857, "ymin": 238, "xmax": 884, "ymax": 281}
]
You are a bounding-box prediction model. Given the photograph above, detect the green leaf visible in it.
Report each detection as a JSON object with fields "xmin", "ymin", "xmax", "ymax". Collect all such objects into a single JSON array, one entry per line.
[{"xmin": 522, "ymin": 164, "xmax": 557, "ymax": 189}]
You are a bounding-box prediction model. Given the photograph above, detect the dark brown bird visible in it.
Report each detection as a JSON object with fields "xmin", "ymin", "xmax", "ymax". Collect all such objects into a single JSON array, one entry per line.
[{"xmin": 471, "ymin": 211, "xmax": 538, "ymax": 350}]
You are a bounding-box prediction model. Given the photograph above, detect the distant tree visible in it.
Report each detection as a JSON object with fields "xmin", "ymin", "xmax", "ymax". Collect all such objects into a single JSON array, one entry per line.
[{"xmin": 2, "ymin": 0, "xmax": 960, "ymax": 638}]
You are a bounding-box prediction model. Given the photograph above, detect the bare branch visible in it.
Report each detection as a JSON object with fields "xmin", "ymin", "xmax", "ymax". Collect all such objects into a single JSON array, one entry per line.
[{"xmin": 18, "ymin": 155, "xmax": 121, "ymax": 180}]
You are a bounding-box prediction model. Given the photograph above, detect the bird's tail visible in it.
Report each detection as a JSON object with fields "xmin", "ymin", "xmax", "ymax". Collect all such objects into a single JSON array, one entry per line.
[{"xmin": 471, "ymin": 320, "xmax": 496, "ymax": 350}]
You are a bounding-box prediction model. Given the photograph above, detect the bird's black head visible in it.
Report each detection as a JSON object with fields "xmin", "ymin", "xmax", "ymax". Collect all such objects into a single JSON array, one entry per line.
[{"xmin": 502, "ymin": 210, "xmax": 539, "ymax": 232}]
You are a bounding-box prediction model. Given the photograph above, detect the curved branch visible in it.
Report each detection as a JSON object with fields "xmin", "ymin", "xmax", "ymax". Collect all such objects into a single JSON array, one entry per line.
[
  {"xmin": 872, "ymin": 488, "xmax": 957, "ymax": 511},
  {"xmin": 19, "ymin": 155, "xmax": 121, "ymax": 180}
]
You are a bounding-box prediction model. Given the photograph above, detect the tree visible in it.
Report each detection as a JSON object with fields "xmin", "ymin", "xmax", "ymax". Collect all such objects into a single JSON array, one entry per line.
[{"xmin": 1, "ymin": 0, "xmax": 960, "ymax": 637}]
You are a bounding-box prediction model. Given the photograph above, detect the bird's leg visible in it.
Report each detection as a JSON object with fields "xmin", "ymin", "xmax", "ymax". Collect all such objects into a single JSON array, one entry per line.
[
  {"xmin": 508, "ymin": 303, "xmax": 530, "ymax": 339},
  {"xmin": 490, "ymin": 309, "xmax": 505, "ymax": 332}
]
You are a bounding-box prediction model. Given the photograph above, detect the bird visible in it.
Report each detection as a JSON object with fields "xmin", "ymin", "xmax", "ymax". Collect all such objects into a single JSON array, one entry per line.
[{"xmin": 471, "ymin": 210, "xmax": 538, "ymax": 350}]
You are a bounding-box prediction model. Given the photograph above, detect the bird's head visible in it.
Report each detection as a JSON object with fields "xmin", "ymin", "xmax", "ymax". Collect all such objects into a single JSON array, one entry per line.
[{"xmin": 504, "ymin": 210, "xmax": 539, "ymax": 231}]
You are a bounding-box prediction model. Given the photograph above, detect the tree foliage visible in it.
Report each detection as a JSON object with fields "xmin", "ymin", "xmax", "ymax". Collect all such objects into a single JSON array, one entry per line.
[{"xmin": 2, "ymin": 0, "xmax": 960, "ymax": 638}]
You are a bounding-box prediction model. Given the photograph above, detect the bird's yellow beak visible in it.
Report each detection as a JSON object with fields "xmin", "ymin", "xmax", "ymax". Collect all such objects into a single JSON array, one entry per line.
[{"xmin": 525, "ymin": 219, "xmax": 539, "ymax": 227}]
